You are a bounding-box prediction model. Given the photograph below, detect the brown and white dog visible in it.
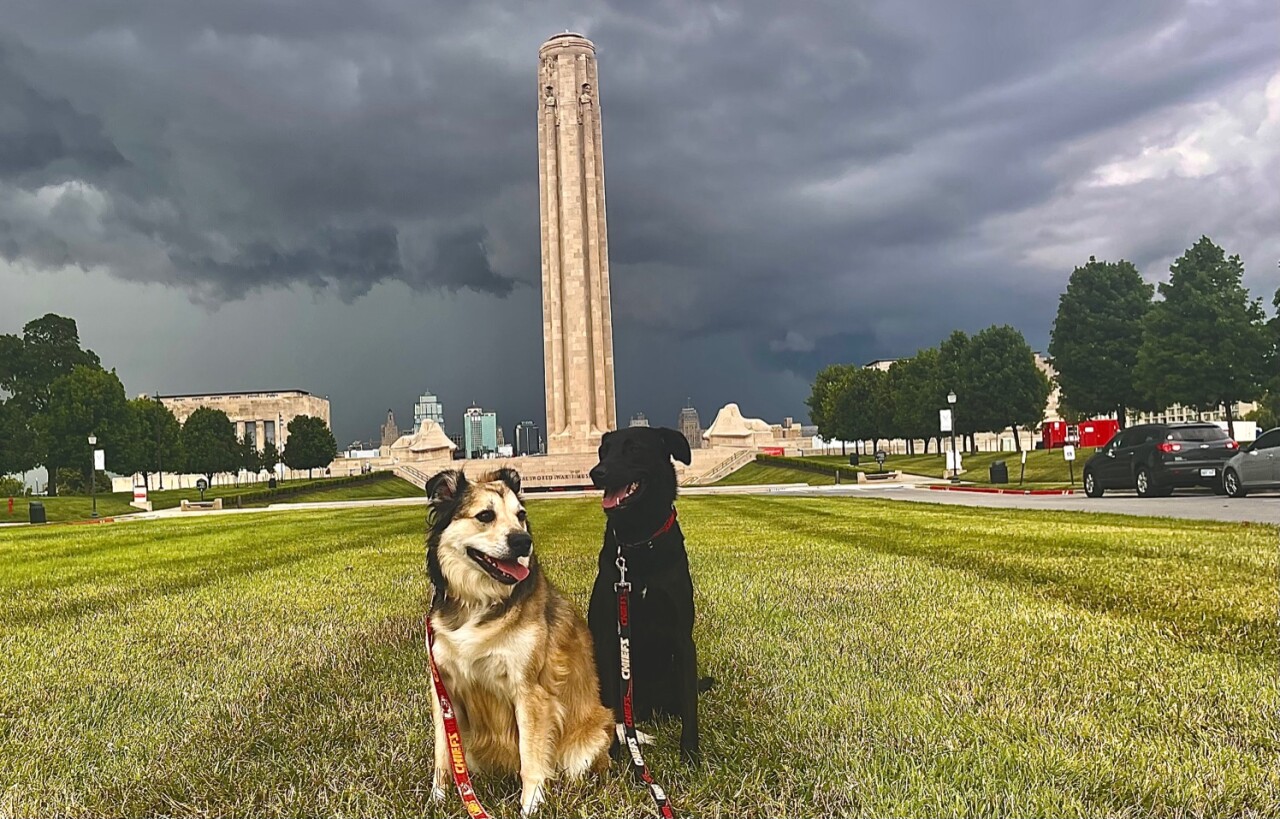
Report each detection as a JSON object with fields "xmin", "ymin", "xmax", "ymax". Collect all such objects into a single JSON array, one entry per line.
[{"xmin": 425, "ymin": 468, "xmax": 612, "ymax": 816}]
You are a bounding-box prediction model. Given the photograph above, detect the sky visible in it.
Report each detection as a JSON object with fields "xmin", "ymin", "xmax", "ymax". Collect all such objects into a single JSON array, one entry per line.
[{"xmin": 2, "ymin": 0, "xmax": 1278, "ymax": 446}]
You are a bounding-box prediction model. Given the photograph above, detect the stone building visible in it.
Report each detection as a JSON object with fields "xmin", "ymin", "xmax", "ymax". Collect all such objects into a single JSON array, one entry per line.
[
  {"xmin": 629, "ymin": 412, "xmax": 650, "ymax": 428},
  {"xmin": 380, "ymin": 409, "xmax": 400, "ymax": 448},
  {"xmin": 678, "ymin": 402, "xmax": 703, "ymax": 450},
  {"xmin": 157, "ymin": 389, "xmax": 330, "ymax": 451}
]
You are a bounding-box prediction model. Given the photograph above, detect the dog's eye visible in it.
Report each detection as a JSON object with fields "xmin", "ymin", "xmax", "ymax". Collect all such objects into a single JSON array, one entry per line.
[
  {"xmin": 516, "ymin": 509, "xmax": 527, "ymax": 523},
  {"xmin": 476, "ymin": 509, "xmax": 496, "ymax": 524}
]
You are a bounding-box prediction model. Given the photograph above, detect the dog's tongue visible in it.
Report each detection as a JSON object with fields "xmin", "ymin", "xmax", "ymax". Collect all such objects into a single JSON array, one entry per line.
[
  {"xmin": 494, "ymin": 558, "xmax": 530, "ymax": 582},
  {"xmin": 602, "ymin": 487, "xmax": 629, "ymax": 510}
]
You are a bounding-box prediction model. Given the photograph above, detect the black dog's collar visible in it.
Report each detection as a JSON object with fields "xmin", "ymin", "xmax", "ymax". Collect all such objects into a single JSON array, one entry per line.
[{"xmin": 614, "ymin": 506, "xmax": 678, "ymax": 550}]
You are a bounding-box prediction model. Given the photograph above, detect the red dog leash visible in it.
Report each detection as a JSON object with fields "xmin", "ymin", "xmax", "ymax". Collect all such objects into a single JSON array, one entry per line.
[
  {"xmin": 615, "ymin": 544, "xmax": 677, "ymax": 819},
  {"xmin": 425, "ymin": 614, "xmax": 492, "ymax": 819}
]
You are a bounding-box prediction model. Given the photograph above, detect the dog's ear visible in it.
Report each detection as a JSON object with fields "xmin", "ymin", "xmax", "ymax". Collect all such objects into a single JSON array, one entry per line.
[
  {"xmin": 427, "ymin": 469, "xmax": 467, "ymax": 506},
  {"xmin": 659, "ymin": 427, "xmax": 692, "ymax": 465},
  {"xmin": 494, "ymin": 467, "xmax": 522, "ymax": 496}
]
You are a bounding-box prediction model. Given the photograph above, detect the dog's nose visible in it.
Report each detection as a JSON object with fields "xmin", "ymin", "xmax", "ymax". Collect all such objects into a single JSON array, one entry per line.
[
  {"xmin": 589, "ymin": 465, "xmax": 606, "ymax": 487},
  {"xmin": 506, "ymin": 531, "xmax": 533, "ymax": 558}
]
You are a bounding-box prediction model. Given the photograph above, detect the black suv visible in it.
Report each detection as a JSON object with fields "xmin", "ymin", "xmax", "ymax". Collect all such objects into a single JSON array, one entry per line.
[{"xmin": 1082, "ymin": 423, "xmax": 1239, "ymax": 498}]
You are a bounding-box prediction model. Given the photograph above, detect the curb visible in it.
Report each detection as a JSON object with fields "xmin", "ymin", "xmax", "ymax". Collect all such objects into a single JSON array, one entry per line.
[{"xmin": 927, "ymin": 485, "xmax": 1075, "ymax": 496}]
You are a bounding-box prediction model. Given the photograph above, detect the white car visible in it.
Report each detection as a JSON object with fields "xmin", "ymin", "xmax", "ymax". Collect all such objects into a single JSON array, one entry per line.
[{"xmin": 1222, "ymin": 427, "xmax": 1280, "ymax": 497}]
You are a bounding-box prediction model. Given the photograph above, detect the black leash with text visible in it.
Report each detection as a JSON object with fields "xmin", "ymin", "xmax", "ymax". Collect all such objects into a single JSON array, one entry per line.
[{"xmin": 615, "ymin": 536, "xmax": 677, "ymax": 819}]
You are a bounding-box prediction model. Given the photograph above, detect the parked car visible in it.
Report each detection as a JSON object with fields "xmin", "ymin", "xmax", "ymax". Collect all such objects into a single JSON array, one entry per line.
[
  {"xmin": 1082, "ymin": 423, "xmax": 1239, "ymax": 498},
  {"xmin": 1221, "ymin": 427, "xmax": 1280, "ymax": 497}
]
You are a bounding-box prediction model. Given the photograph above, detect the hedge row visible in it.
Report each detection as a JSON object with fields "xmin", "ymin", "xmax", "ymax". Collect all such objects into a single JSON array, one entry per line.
[{"xmin": 217, "ymin": 471, "xmax": 400, "ymax": 508}]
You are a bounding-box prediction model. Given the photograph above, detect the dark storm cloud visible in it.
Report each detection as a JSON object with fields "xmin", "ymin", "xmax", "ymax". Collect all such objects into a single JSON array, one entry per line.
[
  {"xmin": 2, "ymin": 0, "xmax": 1278, "ymax": 433},
  {"xmin": 0, "ymin": 44, "xmax": 127, "ymax": 179}
]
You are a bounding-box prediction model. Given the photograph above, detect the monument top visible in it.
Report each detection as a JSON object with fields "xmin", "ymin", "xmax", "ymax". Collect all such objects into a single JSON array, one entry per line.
[{"xmin": 540, "ymin": 32, "xmax": 594, "ymax": 55}]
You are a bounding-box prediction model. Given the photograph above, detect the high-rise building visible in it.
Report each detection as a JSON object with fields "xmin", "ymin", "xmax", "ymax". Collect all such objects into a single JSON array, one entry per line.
[
  {"xmin": 514, "ymin": 420, "xmax": 543, "ymax": 456},
  {"xmin": 414, "ymin": 390, "xmax": 445, "ymax": 430},
  {"xmin": 678, "ymin": 401, "xmax": 703, "ymax": 450},
  {"xmin": 629, "ymin": 412, "xmax": 650, "ymax": 428},
  {"xmin": 539, "ymin": 33, "xmax": 617, "ymax": 454},
  {"xmin": 463, "ymin": 404, "xmax": 499, "ymax": 459}
]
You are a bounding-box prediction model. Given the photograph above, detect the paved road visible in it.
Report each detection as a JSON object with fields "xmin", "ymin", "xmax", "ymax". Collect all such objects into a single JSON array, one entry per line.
[
  {"xmin": 773, "ymin": 484, "xmax": 1280, "ymax": 525},
  {"xmin": 11, "ymin": 482, "xmax": 1279, "ymax": 527}
]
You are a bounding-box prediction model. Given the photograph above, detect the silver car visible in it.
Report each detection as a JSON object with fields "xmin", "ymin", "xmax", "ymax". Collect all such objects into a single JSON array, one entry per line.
[{"xmin": 1222, "ymin": 427, "xmax": 1280, "ymax": 497}]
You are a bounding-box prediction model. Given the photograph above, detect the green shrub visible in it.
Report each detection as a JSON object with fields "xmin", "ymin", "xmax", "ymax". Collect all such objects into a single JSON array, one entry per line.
[
  {"xmin": 0, "ymin": 476, "xmax": 26, "ymax": 497},
  {"xmin": 755, "ymin": 454, "xmax": 844, "ymax": 477},
  {"xmin": 55, "ymin": 468, "xmax": 112, "ymax": 495}
]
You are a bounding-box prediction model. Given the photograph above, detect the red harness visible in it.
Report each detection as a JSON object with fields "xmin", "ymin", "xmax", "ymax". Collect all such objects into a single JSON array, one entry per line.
[
  {"xmin": 425, "ymin": 614, "xmax": 492, "ymax": 819},
  {"xmin": 615, "ymin": 506, "xmax": 677, "ymax": 549}
]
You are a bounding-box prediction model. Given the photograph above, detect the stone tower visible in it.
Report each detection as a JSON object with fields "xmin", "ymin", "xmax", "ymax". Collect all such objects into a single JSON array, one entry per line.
[
  {"xmin": 538, "ymin": 32, "xmax": 617, "ymax": 454},
  {"xmin": 380, "ymin": 409, "xmax": 399, "ymax": 449}
]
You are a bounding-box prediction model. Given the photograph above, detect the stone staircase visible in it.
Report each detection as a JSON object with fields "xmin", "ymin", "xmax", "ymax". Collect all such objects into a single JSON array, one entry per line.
[
  {"xmin": 682, "ymin": 447, "xmax": 756, "ymax": 486},
  {"xmin": 394, "ymin": 463, "xmax": 432, "ymax": 492}
]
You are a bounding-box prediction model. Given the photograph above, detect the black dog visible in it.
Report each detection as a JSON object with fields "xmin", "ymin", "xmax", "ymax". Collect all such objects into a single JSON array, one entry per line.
[{"xmin": 587, "ymin": 426, "xmax": 710, "ymax": 762}]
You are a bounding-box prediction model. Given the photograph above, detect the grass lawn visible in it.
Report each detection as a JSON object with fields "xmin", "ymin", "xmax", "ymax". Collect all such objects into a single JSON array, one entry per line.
[
  {"xmin": 0, "ymin": 498, "xmax": 1275, "ymax": 817},
  {"xmin": 711, "ymin": 462, "xmax": 835, "ymax": 486},
  {"xmin": 242, "ymin": 473, "xmax": 422, "ymax": 506},
  {"xmin": 810, "ymin": 448, "xmax": 1097, "ymax": 485},
  {"xmin": 3, "ymin": 474, "xmax": 420, "ymax": 523},
  {"xmin": 2, "ymin": 493, "xmax": 137, "ymax": 524}
]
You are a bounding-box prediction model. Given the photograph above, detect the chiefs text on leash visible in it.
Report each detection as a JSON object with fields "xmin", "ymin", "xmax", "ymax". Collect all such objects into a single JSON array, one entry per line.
[
  {"xmin": 587, "ymin": 427, "xmax": 714, "ymax": 763},
  {"xmin": 425, "ymin": 468, "xmax": 612, "ymax": 816}
]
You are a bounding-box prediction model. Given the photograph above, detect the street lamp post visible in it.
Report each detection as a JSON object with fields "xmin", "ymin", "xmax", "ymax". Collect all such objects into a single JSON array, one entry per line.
[
  {"xmin": 155, "ymin": 394, "xmax": 164, "ymax": 490},
  {"xmin": 947, "ymin": 391, "xmax": 958, "ymax": 482},
  {"xmin": 88, "ymin": 434, "xmax": 98, "ymax": 519}
]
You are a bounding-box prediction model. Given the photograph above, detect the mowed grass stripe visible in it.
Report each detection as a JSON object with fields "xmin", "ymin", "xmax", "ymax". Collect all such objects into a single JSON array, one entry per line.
[
  {"xmin": 0, "ymin": 498, "xmax": 1276, "ymax": 817},
  {"xmin": 710, "ymin": 497, "xmax": 1275, "ymax": 657}
]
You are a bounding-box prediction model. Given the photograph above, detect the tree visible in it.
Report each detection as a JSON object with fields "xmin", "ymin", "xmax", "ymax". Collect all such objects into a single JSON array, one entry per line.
[
  {"xmin": 0, "ymin": 399, "xmax": 39, "ymax": 477},
  {"xmin": 1135, "ymin": 237, "xmax": 1268, "ymax": 438},
  {"xmin": 964, "ymin": 325, "xmax": 1052, "ymax": 450},
  {"xmin": 1048, "ymin": 257, "xmax": 1154, "ymax": 426},
  {"xmin": 181, "ymin": 407, "xmax": 241, "ymax": 483},
  {"xmin": 1267, "ymin": 288, "xmax": 1280, "ymax": 396},
  {"xmin": 1245, "ymin": 394, "xmax": 1278, "ymax": 432},
  {"xmin": 807, "ymin": 364, "xmax": 858, "ymax": 452},
  {"xmin": 937, "ymin": 330, "xmax": 978, "ymax": 450},
  {"xmin": 865, "ymin": 368, "xmax": 896, "ymax": 453},
  {"xmin": 40, "ymin": 366, "xmax": 136, "ymax": 489},
  {"xmin": 0, "ymin": 314, "xmax": 102, "ymax": 494},
  {"xmin": 120, "ymin": 397, "xmax": 183, "ymax": 489},
  {"xmin": 0, "ymin": 314, "xmax": 102, "ymax": 414},
  {"xmin": 260, "ymin": 440, "xmax": 281, "ymax": 477},
  {"xmin": 891, "ymin": 349, "xmax": 945, "ymax": 454},
  {"xmin": 282, "ymin": 415, "xmax": 337, "ymax": 479},
  {"xmin": 826, "ymin": 368, "xmax": 887, "ymax": 454},
  {"xmin": 238, "ymin": 437, "xmax": 262, "ymax": 478}
]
